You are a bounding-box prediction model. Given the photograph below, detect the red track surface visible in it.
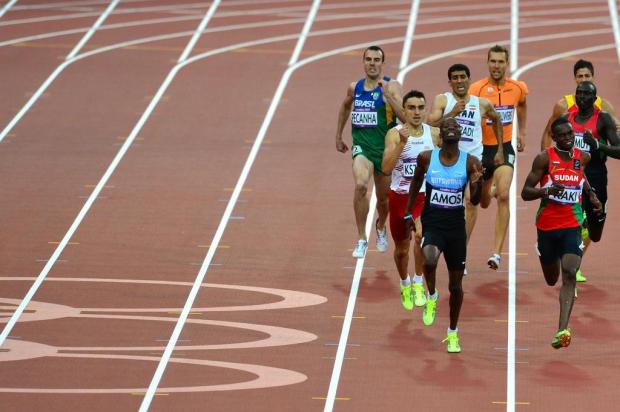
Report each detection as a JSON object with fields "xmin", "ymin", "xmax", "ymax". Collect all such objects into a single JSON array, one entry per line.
[{"xmin": 0, "ymin": 1, "xmax": 619, "ymax": 411}]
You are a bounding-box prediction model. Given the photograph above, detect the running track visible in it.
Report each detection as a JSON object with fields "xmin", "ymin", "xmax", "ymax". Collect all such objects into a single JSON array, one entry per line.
[{"xmin": 0, "ymin": 1, "xmax": 619, "ymax": 411}]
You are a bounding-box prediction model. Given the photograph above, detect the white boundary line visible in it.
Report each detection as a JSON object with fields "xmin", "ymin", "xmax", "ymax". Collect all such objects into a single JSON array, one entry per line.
[
  {"xmin": 0, "ymin": 0, "xmax": 17, "ymax": 20},
  {"xmin": 138, "ymin": 2, "xmax": 320, "ymax": 410},
  {"xmin": 608, "ymin": 0, "xmax": 620, "ymax": 65},
  {"xmin": 0, "ymin": 1, "xmax": 121, "ymax": 142},
  {"xmin": 507, "ymin": 2, "xmax": 519, "ymax": 411},
  {"xmin": 0, "ymin": 0, "xmax": 221, "ymax": 348},
  {"xmin": 398, "ymin": 0, "xmax": 421, "ymax": 73},
  {"xmin": 324, "ymin": 4, "xmax": 419, "ymax": 410}
]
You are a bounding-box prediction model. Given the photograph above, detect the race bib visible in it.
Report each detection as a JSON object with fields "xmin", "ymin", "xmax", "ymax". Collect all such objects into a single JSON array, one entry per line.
[
  {"xmin": 430, "ymin": 188, "xmax": 463, "ymax": 208},
  {"xmin": 549, "ymin": 187, "xmax": 581, "ymax": 204},
  {"xmin": 351, "ymin": 111, "xmax": 377, "ymax": 127},
  {"xmin": 403, "ymin": 161, "xmax": 416, "ymax": 177},
  {"xmin": 573, "ymin": 132, "xmax": 590, "ymax": 152},
  {"xmin": 487, "ymin": 105, "xmax": 514, "ymax": 126},
  {"xmin": 456, "ymin": 118, "xmax": 476, "ymax": 142}
]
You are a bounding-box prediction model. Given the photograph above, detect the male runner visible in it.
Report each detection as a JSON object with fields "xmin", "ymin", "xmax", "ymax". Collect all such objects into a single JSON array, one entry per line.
[
  {"xmin": 335, "ymin": 45, "xmax": 405, "ymax": 258},
  {"xmin": 470, "ymin": 45, "xmax": 528, "ymax": 270},
  {"xmin": 382, "ymin": 90, "xmax": 440, "ymax": 311},
  {"xmin": 427, "ymin": 64, "xmax": 502, "ymax": 274},
  {"xmin": 405, "ymin": 117, "xmax": 484, "ymax": 353},
  {"xmin": 540, "ymin": 59, "xmax": 619, "ymax": 151},
  {"xmin": 521, "ymin": 117, "xmax": 601, "ymax": 348}
]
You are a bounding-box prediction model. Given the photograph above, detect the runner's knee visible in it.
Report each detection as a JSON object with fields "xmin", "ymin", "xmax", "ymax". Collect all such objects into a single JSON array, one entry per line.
[{"xmin": 448, "ymin": 280, "xmax": 463, "ymax": 296}]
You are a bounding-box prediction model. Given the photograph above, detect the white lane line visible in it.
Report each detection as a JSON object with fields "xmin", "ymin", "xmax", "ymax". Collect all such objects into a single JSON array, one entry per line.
[
  {"xmin": 398, "ymin": 0, "xmax": 420, "ymax": 73},
  {"xmin": 287, "ymin": 0, "xmax": 320, "ymax": 65},
  {"xmin": 507, "ymin": 40, "xmax": 614, "ymax": 412},
  {"xmin": 508, "ymin": 3, "xmax": 519, "ymax": 411},
  {"xmin": 0, "ymin": 0, "xmax": 17, "ymax": 20},
  {"xmin": 176, "ymin": 0, "xmax": 218, "ymax": 63},
  {"xmin": 608, "ymin": 0, "xmax": 620, "ymax": 65},
  {"xmin": 324, "ymin": 5, "xmax": 419, "ymax": 411},
  {"xmin": 137, "ymin": 1, "xmax": 318, "ymax": 408},
  {"xmin": 0, "ymin": 0, "xmax": 221, "ymax": 349},
  {"xmin": 511, "ymin": 0, "xmax": 519, "ymax": 72},
  {"xmin": 0, "ymin": 1, "xmax": 120, "ymax": 143},
  {"xmin": 66, "ymin": 0, "xmax": 120, "ymax": 60}
]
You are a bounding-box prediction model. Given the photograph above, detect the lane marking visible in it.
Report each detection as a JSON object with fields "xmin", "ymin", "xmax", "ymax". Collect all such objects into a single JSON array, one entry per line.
[
  {"xmin": 608, "ymin": 0, "xmax": 620, "ymax": 65},
  {"xmin": 313, "ymin": 397, "xmax": 350, "ymax": 401},
  {"xmin": 0, "ymin": 0, "xmax": 17, "ymax": 20}
]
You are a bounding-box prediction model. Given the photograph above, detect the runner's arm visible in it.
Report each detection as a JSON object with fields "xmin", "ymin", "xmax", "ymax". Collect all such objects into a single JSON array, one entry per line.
[
  {"xmin": 426, "ymin": 94, "xmax": 448, "ymax": 127},
  {"xmin": 383, "ymin": 79, "xmax": 407, "ymax": 123},
  {"xmin": 467, "ymin": 155, "xmax": 483, "ymax": 205},
  {"xmin": 521, "ymin": 152, "xmax": 556, "ymax": 200},
  {"xmin": 601, "ymin": 98, "xmax": 620, "ymax": 133},
  {"xmin": 382, "ymin": 127, "xmax": 406, "ymax": 174},
  {"xmin": 516, "ymin": 96, "xmax": 527, "ymax": 152},
  {"xmin": 540, "ymin": 100, "xmax": 566, "ymax": 150},
  {"xmin": 430, "ymin": 126, "xmax": 441, "ymax": 147},
  {"xmin": 583, "ymin": 113, "xmax": 620, "ymax": 158},
  {"xmin": 481, "ymin": 98, "xmax": 503, "ymax": 147},
  {"xmin": 335, "ymin": 83, "xmax": 355, "ymax": 152}
]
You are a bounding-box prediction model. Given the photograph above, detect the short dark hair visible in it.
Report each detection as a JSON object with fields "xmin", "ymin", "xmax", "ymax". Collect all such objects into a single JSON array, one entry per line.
[
  {"xmin": 402, "ymin": 90, "xmax": 426, "ymax": 107},
  {"xmin": 363, "ymin": 45, "xmax": 385, "ymax": 62},
  {"xmin": 488, "ymin": 44, "xmax": 509, "ymax": 61},
  {"xmin": 573, "ymin": 59, "xmax": 594, "ymax": 76},
  {"xmin": 448, "ymin": 63, "xmax": 470, "ymax": 79},
  {"xmin": 551, "ymin": 117, "xmax": 571, "ymax": 135}
]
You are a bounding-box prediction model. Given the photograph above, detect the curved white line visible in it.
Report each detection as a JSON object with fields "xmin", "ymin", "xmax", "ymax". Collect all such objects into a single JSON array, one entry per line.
[{"xmin": 0, "ymin": 0, "xmax": 17, "ymax": 20}]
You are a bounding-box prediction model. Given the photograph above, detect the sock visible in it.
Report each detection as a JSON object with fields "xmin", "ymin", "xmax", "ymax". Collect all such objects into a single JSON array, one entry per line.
[
  {"xmin": 413, "ymin": 274, "xmax": 424, "ymax": 284},
  {"xmin": 428, "ymin": 290, "xmax": 438, "ymax": 300},
  {"xmin": 400, "ymin": 275, "xmax": 411, "ymax": 287},
  {"xmin": 448, "ymin": 327, "xmax": 458, "ymax": 334}
]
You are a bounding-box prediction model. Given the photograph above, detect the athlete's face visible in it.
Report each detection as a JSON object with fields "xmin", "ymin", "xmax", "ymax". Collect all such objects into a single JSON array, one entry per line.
[
  {"xmin": 552, "ymin": 122, "xmax": 575, "ymax": 150},
  {"xmin": 403, "ymin": 96, "xmax": 426, "ymax": 126},
  {"xmin": 363, "ymin": 50, "xmax": 383, "ymax": 80},
  {"xmin": 440, "ymin": 117, "xmax": 461, "ymax": 143},
  {"xmin": 449, "ymin": 70, "xmax": 470, "ymax": 98},
  {"xmin": 575, "ymin": 82, "xmax": 597, "ymax": 111},
  {"xmin": 487, "ymin": 51, "xmax": 508, "ymax": 82},
  {"xmin": 574, "ymin": 68, "xmax": 594, "ymax": 84}
]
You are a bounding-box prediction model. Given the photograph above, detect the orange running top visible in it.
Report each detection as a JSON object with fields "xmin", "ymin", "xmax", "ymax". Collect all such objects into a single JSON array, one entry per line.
[{"xmin": 469, "ymin": 77, "xmax": 528, "ymax": 145}]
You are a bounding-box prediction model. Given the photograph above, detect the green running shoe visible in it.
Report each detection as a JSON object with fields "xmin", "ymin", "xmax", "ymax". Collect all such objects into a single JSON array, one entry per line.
[
  {"xmin": 551, "ymin": 328, "xmax": 571, "ymax": 349},
  {"xmin": 422, "ymin": 293, "xmax": 437, "ymax": 326},
  {"xmin": 412, "ymin": 283, "xmax": 427, "ymax": 307},
  {"xmin": 442, "ymin": 331, "xmax": 461, "ymax": 353},
  {"xmin": 576, "ymin": 269, "xmax": 587, "ymax": 282},
  {"xmin": 400, "ymin": 284, "xmax": 413, "ymax": 311}
]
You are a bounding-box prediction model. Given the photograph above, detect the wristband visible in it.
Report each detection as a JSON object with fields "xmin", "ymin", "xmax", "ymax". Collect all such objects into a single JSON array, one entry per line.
[{"xmin": 403, "ymin": 213, "xmax": 413, "ymax": 221}]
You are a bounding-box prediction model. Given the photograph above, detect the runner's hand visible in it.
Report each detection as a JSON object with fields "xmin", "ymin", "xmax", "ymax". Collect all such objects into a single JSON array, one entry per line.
[
  {"xmin": 450, "ymin": 100, "xmax": 466, "ymax": 117},
  {"xmin": 493, "ymin": 150, "xmax": 505, "ymax": 166},
  {"xmin": 470, "ymin": 162, "xmax": 484, "ymax": 184},
  {"xmin": 546, "ymin": 182, "xmax": 564, "ymax": 197},
  {"xmin": 398, "ymin": 125, "xmax": 409, "ymax": 144},
  {"xmin": 517, "ymin": 133, "xmax": 525, "ymax": 152},
  {"xmin": 336, "ymin": 138, "xmax": 349, "ymax": 153},
  {"xmin": 589, "ymin": 191, "xmax": 603, "ymax": 215},
  {"xmin": 583, "ymin": 130, "xmax": 599, "ymax": 150},
  {"xmin": 404, "ymin": 214, "xmax": 415, "ymax": 236}
]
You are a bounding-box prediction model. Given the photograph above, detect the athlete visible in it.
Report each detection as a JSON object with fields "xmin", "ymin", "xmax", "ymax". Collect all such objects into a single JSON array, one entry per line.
[
  {"xmin": 427, "ymin": 64, "xmax": 502, "ymax": 275},
  {"xmin": 521, "ymin": 117, "xmax": 601, "ymax": 349},
  {"xmin": 405, "ymin": 117, "xmax": 484, "ymax": 353},
  {"xmin": 382, "ymin": 90, "xmax": 440, "ymax": 311},
  {"xmin": 540, "ymin": 59, "xmax": 619, "ymax": 151},
  {"xmin": 470, "ymin": 45, "xmax": 528, "ymax": 270},
  {"xmin": 565, "ymin": 81, "xmax": 620, "ymax": 283},
  {"xmin": 335, "ymin": 45, "xmax": 405, "ymax": 259}
]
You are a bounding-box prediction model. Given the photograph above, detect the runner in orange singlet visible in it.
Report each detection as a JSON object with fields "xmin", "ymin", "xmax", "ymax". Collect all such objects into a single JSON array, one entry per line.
[{"xmin": 470, "ymin": 45, "xmax": 528, "ymax": 270}]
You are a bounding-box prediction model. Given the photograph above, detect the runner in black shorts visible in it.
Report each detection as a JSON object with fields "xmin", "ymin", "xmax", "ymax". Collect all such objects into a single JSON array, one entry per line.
[
  {"xmin": 481, "ymin": 141, "xmax": 515, "ymax": 181},
  {"xmin": 405, "ymin": 117, "xmax": 483, "ymax": 353},
  {"xmin": 564, "ymin": 81, "xmax": 620, "ymax": 283}
]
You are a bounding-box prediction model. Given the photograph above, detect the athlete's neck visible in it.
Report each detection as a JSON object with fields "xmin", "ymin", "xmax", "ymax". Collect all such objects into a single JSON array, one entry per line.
[
  {"xmin": 364, "ymin": 76, "xmax": 381, "ymax": 89},
  {"xmin": 407, "ymin": 123, "xmax": 424, "ymax": 136},
  {"xmin": 577, "ymin": 106, "xmax": 595, "ymax": 121},
  {"xmin": 488, "ymin": 76, "xmax": 506, "ymax": 87},
  {"xmin": 440, "ymin": 142, "xmax": 460, "ymax": 160},
  {"xmin": 451, "ymin": 92, "xmax": 470, "ymax": 103},
  {"xmin": 554, "ymin": 145, "xmax": 574, "ymax": 160}
]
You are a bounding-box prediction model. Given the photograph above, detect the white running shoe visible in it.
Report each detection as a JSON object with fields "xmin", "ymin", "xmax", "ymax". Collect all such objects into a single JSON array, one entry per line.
[
  {"xmin": 352, "ymin": 239, "xmax": 368, "ymax": 258},
  {"xmin": 375, "ymin": 219, "xmax": 388, "ymax": 252},
  {"xmin": 487, "ymin": 253, "xmax": 501, "ymax": 270}
]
